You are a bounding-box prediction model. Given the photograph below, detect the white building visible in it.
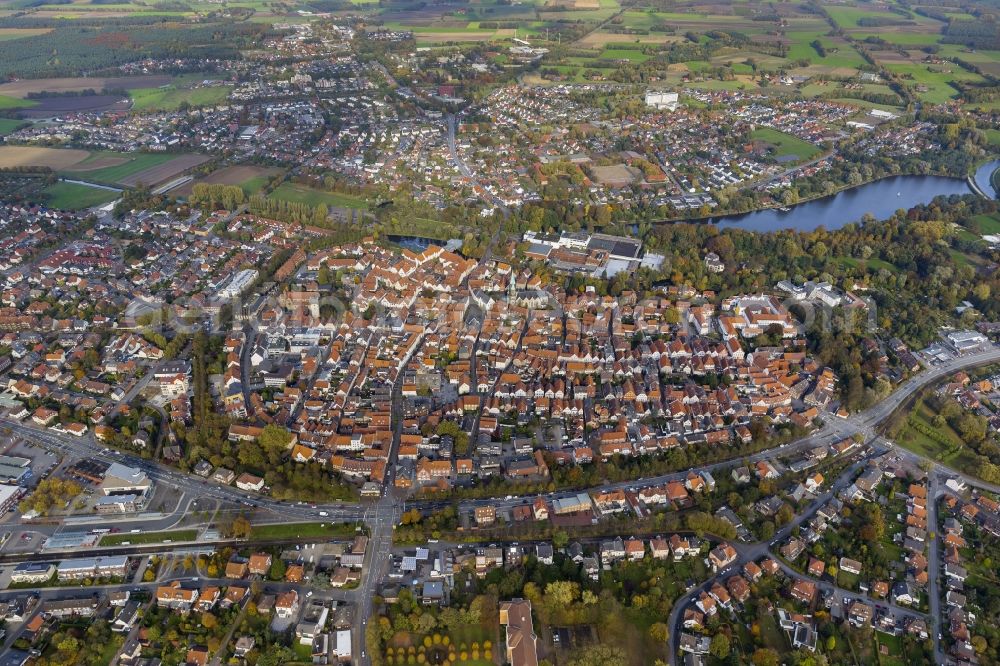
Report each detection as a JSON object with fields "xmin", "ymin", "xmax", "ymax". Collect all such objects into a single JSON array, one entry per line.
[
  {"xmin": 217, "ymin": 269, "xmax": 259, "ymax": 300},
  {"xmin": 101, "ymin": 463, "xmax": 152, "ymax": 496},
  {"xmin": 645, "ymin": 91, "xmax": 679, "ymax": 111}
]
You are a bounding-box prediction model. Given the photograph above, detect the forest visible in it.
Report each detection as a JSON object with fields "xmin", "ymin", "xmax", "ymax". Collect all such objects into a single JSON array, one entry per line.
[{"xmin": 0, "ymin": 18, "xmax": 274, "ymax": 79}]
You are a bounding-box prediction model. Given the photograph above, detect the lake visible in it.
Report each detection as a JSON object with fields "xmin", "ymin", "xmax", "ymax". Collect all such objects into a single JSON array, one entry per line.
[{"xmin": 701, "ymin": 161, "xmax": 1000, "ymax": 233}]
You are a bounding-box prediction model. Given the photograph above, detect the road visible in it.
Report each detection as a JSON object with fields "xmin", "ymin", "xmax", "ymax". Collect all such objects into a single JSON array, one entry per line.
[{"xmin": 926, "ymin": 472, "xmax": 944, "ymax": 664}]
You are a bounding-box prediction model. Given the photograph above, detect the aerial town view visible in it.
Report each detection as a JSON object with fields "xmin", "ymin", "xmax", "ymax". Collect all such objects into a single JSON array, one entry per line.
[{"xmin": 0, "ymin": 0, "xmax": 998, "ymax": 664}]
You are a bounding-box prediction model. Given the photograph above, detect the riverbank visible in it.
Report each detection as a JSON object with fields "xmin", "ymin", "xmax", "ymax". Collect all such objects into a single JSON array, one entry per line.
[{"xmin": 627, "ymin": 157, "xmax": 1000, "ymax": 233}]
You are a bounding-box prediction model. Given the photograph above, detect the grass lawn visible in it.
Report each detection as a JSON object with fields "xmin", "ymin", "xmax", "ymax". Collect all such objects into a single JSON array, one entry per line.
[
  {"xmin": 833, "ymin": 255, "xmax": 899, "ymax": 273},
  {"xmin": 385, "ymin": 216, "xmax": 461, "ymax": 241},
  {"xmin": 750, "ymin": 127, "xmax": 822, "ymax": 160},
  {"xmin": 99, "ymin": 529, "xmax": 198, "ymax": 546},
  {"xmin": 240, "ymin": 174, "xmax": 272, "ymax": 195},
  {"xmin": 129, "ymin": 85, "xmax": 232, "ymax": 111},
  {"xmin": 69, "ymin": 151, "xmax": 176, "ymax": 184},
  {"xmin": 0, "ymin": 118, "xmax": 27, "ymax": 136},
  {"xmin": 875, "ymin": 631, "xmax": 905, "ymax": 666},
  {"xmin": 43, "ymin": 181, "xmax": 118, "ymax": 209},
  {"xmin": 970, "ymin": 213, "xmax": 1000, "ymax": 235},
  {"xmin": 893, "ymin": 397, "xmax": 979, "ymax": 474},
  {"xmin": 757, "ymin": 613, "xmax": 787, "ymax": 652},
  {"xmin": 249, "ymin": 522, "xmax": 359, "ymax": 540},
  {"xmin": 837, "ymin": 570, "xmax": 860, "ymax": 590},
  {"xmin": 983, "ymin": 130, "xmax": 1000, "ymax": 148},
  {"xmin": 270, "ymin": 182, "xmax": 369, "ymax": 210}
]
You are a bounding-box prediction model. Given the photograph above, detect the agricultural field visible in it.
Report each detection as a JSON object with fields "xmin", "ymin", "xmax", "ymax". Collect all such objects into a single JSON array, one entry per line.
[
  {"xmin": 42, "ymin": 181, "xmax": 119, "ymax": 209},
  {"xmin": 0, "ymin": 94, "xmax": 34, "ymax": 110},
  {"xmin": 269, "ymin": 182, "xmax": 369, "ymax": 210},
  {"xmin": 0, "ymin": 118, "xmax": 28, "ymax": 136},
  {"xmin": 64, "ymin": 151, "xmax": 211, "ymax": 187},
  {"xmin": 129, "ymin": 85, "xmax": 233, "ymax": 111},
  {"xmin": 20, "ymin": 94, "xmax": 131, "ymax": 119},
  {"xmin": 785, "ymin": 31, "xmax": 868, "ymax": 71},
  {"xmin": 168, "ymin": 165, "xmax": 281, "ymax": 197},
  {"xmin": 885, "ymin": 61, "xmax": 985, "ymax": 104},
  {"xmin": 0, "ymin": 146, "xmax": 92, "ymax": 170},
  {"xmin": 936, "ymin": 44, "xmax": 1000, "ymax": 77},
  {"xmin": 0, "ymin": 27, "xmax": 52, "ymax": 41},
  {"xmin": 750, "ymin": 127, "xmax": 823, "ymax": 161},
  {"xmin": 0, "ymin": 75, "xmax": 174, "ymax": 99},
  {"xmin": 600, "ymin": 48, "xmax": 651, "ymax": 63}
]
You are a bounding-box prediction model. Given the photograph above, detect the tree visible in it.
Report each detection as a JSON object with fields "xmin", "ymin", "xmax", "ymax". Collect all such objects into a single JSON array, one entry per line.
[
  {"xmin": 269, "ymin": 557, "xmax": 287, "ymax": 581},
  {"xmin": 19, "ymin": 477, "xmax": 82, "ymax": 516},
  {"xmin": 231, "ymin": 515, "xmax": 252, "ymax": 538},
  {"xmin": 649, "ymin": 622, "xmax": 670, "ymax": 643},
  {"xmin": 710, "ymin": 633, "xmax": 730, "ymax": 659},
  {"xmin": 752, "ymin": 648, "xmax": 780, "ymax": 666},
  {"xmin": 826, "ymin": 635, "xmax": 836, "ymax": 651},
  {"xmin": 567, "ymin": 645, "xmax": 627, "ymax": 666}
]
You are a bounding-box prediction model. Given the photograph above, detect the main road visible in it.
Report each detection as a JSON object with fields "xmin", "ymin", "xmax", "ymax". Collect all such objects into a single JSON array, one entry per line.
[{"xmin": 4, "ymin": 347, "xmax": 999, "ymax": 527}]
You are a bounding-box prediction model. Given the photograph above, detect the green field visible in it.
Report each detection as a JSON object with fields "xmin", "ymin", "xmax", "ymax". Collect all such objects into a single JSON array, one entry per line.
[
  {"xmin": 826, "ymin": 5, "xmax": 926, "ymax": 29},
  {"xmin": 0, "ymin": 94, "xmax": 35, "ymax": 109},
  {"xmin": 750, "ymin": 127, "xmax": 822, "ymax": 160},
  {"xmin": 0, "ymin": 118, "xmax": 26, "ymax": 136},
  {"xmin": 970, "ymin": 213, "xmax": 1000, "ymax": 235},
  {"xmin": 684, "ymin": 78, "xmax": 758, "ymax": 91},
  {"xmin": 43, "ymin": 181, "xmax": 118, "ymax": 209},
  {"xmin": 893, "ymin": 397, "xmax": 978, "ymax": 472},
  {"xmin": 853, "ymin": 31, "xmax": 942, "ymax": 46},
  {"xmin": 270, "ymin": 182, "xmax": 369, "ymax": 210},
  {"xmin": 240, "ymin": 174, "xmax": 272, "ymax": 195},
  {"xmin": 600, "ymin": 48, "xmax": 650, "ymax": 62},
  {"xmin": 68, "ymin": 152, "xmax": 176, "ymax": 184},
  {"xmin": 827, "ymin": 97, "xmax": 904, "ymax": 112},
  {"xmin": 786, "ymin": 31, "xmax": 867, "ymax": 69},
  {"xmin": 129, "ymin": 85, "xmax": 232, "ymax": 111},
  {"xmin": 99, "ymin": 529, "xmax": 198, "ymax": 546},
  {"xmin": 249, "ymin": 522, "xmax": 360, "ymax": 540},
  {"xmin": 833, "ymin": 255, "xmax": 899, "ymax": 273},
  {"xmin": 886, "ymin": 62, "xmax": 984, "ymax": 104}
]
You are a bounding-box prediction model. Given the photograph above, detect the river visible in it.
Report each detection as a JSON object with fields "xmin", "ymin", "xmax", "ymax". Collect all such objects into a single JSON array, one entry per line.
[{"xmin": 699, "ymin": 160, "xmax": 1000, "ymax": 233}]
